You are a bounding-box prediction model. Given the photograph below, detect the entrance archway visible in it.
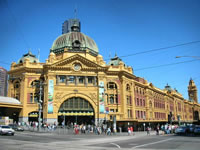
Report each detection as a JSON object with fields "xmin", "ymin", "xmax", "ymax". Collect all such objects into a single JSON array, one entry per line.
[
  {"xmin": 58, "ymin": 97, "xmax": 95, "ymax": 126},
  {"xmin": 28, "ymin": 111, "xmax": 39, "ymax": 122}
]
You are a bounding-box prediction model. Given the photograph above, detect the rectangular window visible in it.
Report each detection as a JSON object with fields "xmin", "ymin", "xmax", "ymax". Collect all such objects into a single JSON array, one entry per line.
[
  {"xmin": 59, "ymin": 75, "xmax": 66, "ymax": 83},
  {"xmin": 138, "ymin": 111, "xmax": 140, "ymax": 118},
  {"xmin": 68, "ymin": 76, "xmax": 75, "ymax": 83},
  {"xmin": 130, "ymin": 110, "xmax": 132, "ymax": 118},
  {"xmin": 136, "ymin": 110, "xmax": 138, "ymax": 118},
  {"xmin": 127, "ymin": 96, "xmax": 131, "ymax": 105},
  {"xmin": 34, "ymin": 93, "xmax": 39, "ymax": 103},
  {"xmin": 128, "ymin": 110, "xmax": 130, "ymax": 118},
  {"xmin": 78, "ymin": 76, "xmax": 84, "ymax": 84},
  {"xmin": 137, "ymin": 98, "xmax": 139, "ymax": 106},
  {"xmin": 30, "ymin": 93, "xmax": 33, "ymax": 103},
  {"xmin": 88, "ymin": 76, "xmax": 93, "ymax": 84},
  {"xmin": 110, "ymin": 109, "xmax": 114, "ymax": 112}
]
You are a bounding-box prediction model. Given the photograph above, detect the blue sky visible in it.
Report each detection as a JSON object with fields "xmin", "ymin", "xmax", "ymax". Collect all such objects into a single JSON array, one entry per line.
[{"xmin": 0, "ymin": 0, "xmax": 200, "ymax": 102}]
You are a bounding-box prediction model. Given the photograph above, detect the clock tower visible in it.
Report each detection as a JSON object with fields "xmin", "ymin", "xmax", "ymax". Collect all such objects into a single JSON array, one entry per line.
[{"xmin": 188, "ymin": 78, "xmax": 198, "ymax": 103}]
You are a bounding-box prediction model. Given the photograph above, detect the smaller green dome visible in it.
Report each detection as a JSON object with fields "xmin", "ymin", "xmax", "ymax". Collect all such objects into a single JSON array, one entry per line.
[
  {"xmin": 17, "ymin": 51, "xmax": 39, "ymax": 64},
  {"xmin": 108, "ymin": 54, "xmax": 123, "ymax": 66}
]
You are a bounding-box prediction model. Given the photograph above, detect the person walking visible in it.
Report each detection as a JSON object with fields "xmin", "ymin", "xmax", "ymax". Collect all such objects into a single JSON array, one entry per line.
[
  {"xmin": 130, "ymin": 126, "xmax": 134, "ymax": 135},
  {"xmin": 128, "ymin": 127, "xmax": 131, "ymax": 135},
  {"xmin": 106, "ymin": 127, "xmax": 111, "ymax": 135},
  {"xmin": 147, "ymin": 126, "xmax": 150, "ymax": 135},
  {"xmin": 156, "ymin": 126, "xmax": 159, "ymax": 135}
]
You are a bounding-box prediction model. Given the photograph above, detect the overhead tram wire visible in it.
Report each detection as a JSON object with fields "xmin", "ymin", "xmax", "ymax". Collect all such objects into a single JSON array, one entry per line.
[
  {"xmin": 134, "ymin": 59, "xmax": 199, "ymax": 71},
  {"xmin": 104, "ymin": 40, "xmax": 200, "ymax": 61}
]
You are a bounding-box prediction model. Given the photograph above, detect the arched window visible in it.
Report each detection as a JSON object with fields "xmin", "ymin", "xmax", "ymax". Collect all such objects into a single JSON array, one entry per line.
[
  {"xmin": 13, "ymin": 81, "xmax": 20, "ymax": 100},
  {"xmin": 107, "ymin": 82, "xmax": 117, "ymax": 89},
  {"xmin": 136, "ymin": 87, "xmax": 138, "ymax": 93},
  {"xmin": 29, "ymin": 80, "xmax": 40, "ymax": 103},
  {"xmin": 126, "ymin": 84, "xmax": 130, "ymax": 91},
  {"xmin": 137, "ymin": 98, "xmax": 139, "ymax": 106},
  {"xmin": 31, "ymin": 80, "xmax": 40, "ymax": 88},
  {"xmin": 59, "ymin": 97, "xmax": 93, "ymax": 112},
  {"xmin": 14, "ymin": 81, "xmax": 20, "ymax": 88},
  {"xmin": 72, "ymin": 40, "xmax": 81, "ymax": 49},
  {"xmin": 140, "ymin": 99, "xmax": 142, "ymax": 106},
  {"xmin": 149, "ymin": 101, "xmax": 152, "ymax": 107},
  {"xmin": 143, "ymin": 99, "xmax": 145, "ymax": 106}
]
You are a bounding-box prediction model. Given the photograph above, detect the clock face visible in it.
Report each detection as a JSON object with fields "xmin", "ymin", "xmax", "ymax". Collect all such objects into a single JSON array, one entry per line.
[{"xmin": 74, "ymin": 63, "xmax": 81, "ymax": 71}]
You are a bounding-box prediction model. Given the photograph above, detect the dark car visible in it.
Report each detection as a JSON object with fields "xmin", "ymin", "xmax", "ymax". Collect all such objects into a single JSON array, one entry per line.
[
  {"xmin": 194, "ymin": 126, "xmax": 200, "ymax": 135},
  {"xmin": 175, "ymin": 126, "xmax": 190, "ymax": 135},
  {"xmin": 0, "ymin": 125, "xmax": 15, "ymax": 135},
  {"xmin": 9, "ymin": 124, "xmax": 24, "ymax": 131},
  {"xmin": 188, "ymin": 125, "xmax": 195, "ymax": 133}
]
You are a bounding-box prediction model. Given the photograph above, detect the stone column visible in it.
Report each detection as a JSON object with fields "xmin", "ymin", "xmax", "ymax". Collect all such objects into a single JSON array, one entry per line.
[{"xmin": 85, "ymin": 76, "xmax": 88, "ymax": 86}]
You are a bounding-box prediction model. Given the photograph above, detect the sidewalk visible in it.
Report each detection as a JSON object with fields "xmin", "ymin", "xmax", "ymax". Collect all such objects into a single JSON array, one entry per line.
[{"xmin": 22, "ymin": 126, "xmax": 157, "ymax": 137}]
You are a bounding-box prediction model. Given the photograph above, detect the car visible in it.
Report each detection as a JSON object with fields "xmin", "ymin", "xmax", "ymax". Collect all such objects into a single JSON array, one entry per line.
[
  {"xmin": 175, "ymin": 126, "xmax": 189, "ymax": 135},
  {"xmin": 9, "ymin": 124, "xmax": 24, "ymax": 131},
  {"xmin": 187, "ymin": 124, "xmax": 195, "ymax": 133},
  {"xmin": 194, "ymin": 126, "xmax": 200, "ymax": 135},
  {"xmin": 0, "ymin": 125, "xmax": 15, "ymax": 135}
]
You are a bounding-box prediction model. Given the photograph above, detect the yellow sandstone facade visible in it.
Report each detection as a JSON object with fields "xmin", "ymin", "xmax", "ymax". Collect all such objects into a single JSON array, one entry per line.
[{"xmin": 6, "ymin": 20, "xmax": 200, "ymax": 129}]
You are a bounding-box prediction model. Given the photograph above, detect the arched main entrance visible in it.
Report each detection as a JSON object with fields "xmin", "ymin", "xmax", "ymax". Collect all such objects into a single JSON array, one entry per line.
[
  {"xmin": 58, "ymin": 97, "xmax": 95, "ymax": 126},
  {"xmin": 28, "ymin": 111, "xmax": 38, "ymax": 122}
]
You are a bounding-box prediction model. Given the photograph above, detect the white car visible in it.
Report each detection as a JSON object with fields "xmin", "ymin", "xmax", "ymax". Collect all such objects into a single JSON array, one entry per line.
[{"xmin": 0, "ymin": 125, "xmax": 15, "ymax": 135}]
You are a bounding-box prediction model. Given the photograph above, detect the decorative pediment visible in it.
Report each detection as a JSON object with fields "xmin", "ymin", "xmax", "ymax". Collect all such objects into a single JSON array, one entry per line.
[{"xmin": 46, "ymin": 54, "xmax": 107, "ymax": 71}]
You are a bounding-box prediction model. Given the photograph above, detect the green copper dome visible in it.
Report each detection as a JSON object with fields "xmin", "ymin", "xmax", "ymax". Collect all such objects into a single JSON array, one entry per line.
[
  {"xmin": 108, "ymin": 54, "xmax": 123, "ymax": 66},
  {"xmin": 50, "ymin": 31, "xmax": 99, "ymax": 56},
  {"xmin": 17, "ymin": 51, "xmax": 39, "ymax": 64}
]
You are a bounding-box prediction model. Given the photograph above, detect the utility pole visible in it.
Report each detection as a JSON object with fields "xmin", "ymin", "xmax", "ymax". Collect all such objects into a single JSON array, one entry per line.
[{"xmin": 38, "ymin": 80, "xmax": 43, "ymax": 132}]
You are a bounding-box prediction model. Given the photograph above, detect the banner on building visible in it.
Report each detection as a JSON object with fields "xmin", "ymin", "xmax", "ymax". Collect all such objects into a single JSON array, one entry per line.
[
  {"xmin": 99, "ymin": 81, "xmax": 105, "ymax": 113},
  {"xmin": 48, "ymin": 80, "xmax": 54, "ymax": 113}
]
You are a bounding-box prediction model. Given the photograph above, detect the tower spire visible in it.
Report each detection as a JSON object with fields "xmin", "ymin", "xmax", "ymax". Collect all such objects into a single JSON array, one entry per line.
[{"xmin": 74, "ymin": 5, "xmax": 77, "ymax": 19}]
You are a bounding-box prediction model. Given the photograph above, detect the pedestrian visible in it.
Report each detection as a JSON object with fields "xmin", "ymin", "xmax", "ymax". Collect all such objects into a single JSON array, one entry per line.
[
  {"xmin": 130, "ymin": 126, "xmax": 134, "ymax": 135},
  {"xmin": 156, "ymin": 126, "xmax": 159, "ymax": 135},
  {"xmin": 62, "ymin": 121, "xmax": 65, "ymax": 128},
  {"xmin": 106, "ymin": 127, "xmax": 111, "ymax": 135},
  {"xmin": 128, "ymin": 127, "xmax": 131, "ymax": 135},
  {"xmin": 147, "ymin": 126, "xmax": 150, "ymax": 135}
]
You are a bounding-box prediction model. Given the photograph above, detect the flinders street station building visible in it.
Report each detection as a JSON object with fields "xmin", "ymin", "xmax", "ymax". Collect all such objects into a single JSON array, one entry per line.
[{"xmin": 1, "ymin": 18, "xmax": 200, "ymax": 129}]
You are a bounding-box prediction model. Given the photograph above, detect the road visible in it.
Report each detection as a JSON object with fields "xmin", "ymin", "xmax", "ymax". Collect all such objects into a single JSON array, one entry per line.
[{"xmin": 0, "ymin": 131, "xmax": 200, "ymax": 150}]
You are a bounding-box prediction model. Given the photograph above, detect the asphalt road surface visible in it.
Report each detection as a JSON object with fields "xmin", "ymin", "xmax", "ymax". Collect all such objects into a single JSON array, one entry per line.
[{"xmin": 0, "ymin": 131, "xmax": 200, "ymax": 150}]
